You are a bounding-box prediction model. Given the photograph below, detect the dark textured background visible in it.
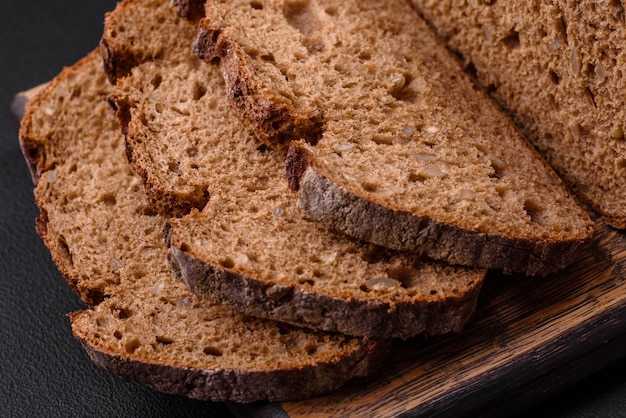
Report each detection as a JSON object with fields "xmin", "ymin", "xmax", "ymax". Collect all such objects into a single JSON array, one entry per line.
[{"xmin": 1, "ymin": 1, "xmax": 625, "ymax": 417}]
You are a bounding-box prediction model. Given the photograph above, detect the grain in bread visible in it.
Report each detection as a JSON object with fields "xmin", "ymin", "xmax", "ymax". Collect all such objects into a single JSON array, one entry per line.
[
  {"xmin": 194, "ymin": 0, "xmax": 594, "ymax": 275},
  {"xmin": 411, "ymin": 0, "xmax": 626, "ymax": 230},
  {"xmin": 104, "ymin": 0, "xmax": 485, "ymax": 339},
  {"xmin": 18, "ymin": 50, "xmax": 389, "ymax": 402}
]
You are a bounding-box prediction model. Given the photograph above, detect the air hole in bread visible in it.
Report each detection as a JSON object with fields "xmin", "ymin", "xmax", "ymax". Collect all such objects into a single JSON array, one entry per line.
[
  {"xmin": 114, "ymin": 307, "xmax": 131, "ymax": 320},
  {"xmin": 617, "ymin": 158, "xmax": 626, "ymax": 169},
  {"xmin": 168, "ymin": 160, "xmax": 180, "ymax": 174},
  {"xmin": 156, "ymin": 336, "xmax": 174, "ymax": 345},
  {"xmin": 612, "ymin": 0, "xmax": 625, "ymax": 20},
  {"xmin": 549, "ymin": 69, "xmax": 560, "ymax": 85},
  {"xmin": 249, "ymin": 0, "xmax": 263, "ymax": 10},
  {"xmin": 361, "ymin": 181, "xmax": 378, "ymax": 192},
  {"xmin": 70, "ymin": 86, "xmax": 82, "ymax": 99},
  {"xmin": 357, "ymin": 49, "xmax": 372, "ymax": 60},
  {"xmin": 324, "ymin": 6, "xmax": 337, "ymax": 16},
  {"xmin": 523, "ymin": 199, "xmax": 546, "ymax": 225},
  {"xmin": 113, "ymin": 330, "xmax": 122, "ymax": 340},
  {"xmin": 283, "ymin": 0, "xmax": 321, "ymax": 37},
  {"xmin": 297, "ymin": 278, "xmax": 315, "ymax": 286},
  {"xmin": 260, "ymin": 52, "xmax": 275, "ymax": 62},
  {"xmin": 386, "ymin": 265, "xmax": 420, "ymax": 289},
  {"xmin": 501, "ymin": 29, "xmax": 520, "ymax": 49},
  {"xmin": 220, "ymin": 256, "xmax": 235, "ymax": 269},
  {"xmin": 124, "ymin": 338, "xmax": 141, "ymax": 354},
  {"xmin": 101, "ymin": 193, "xmax": 117, "ymax": 207},
  {"xmin": 192, "ymin": 81, "xmax": 206, "ymax": 101},
  {"xmin": 371, "ymin": 134, "xmax": 393, "ymax": 146},
  {"xmin": 150, "ymin": 73, "xmax": 162, "ymax": 89},
  {"xmin": 295, "ymin": 266, "xmax": 304, "ymax": 275},
  {"xmin": 555, "ymin": 16, "xmax": 568, "ymax": 45},
  {"xmin": 389, "ymin": 74, "xmax": 417, "ymax": 102},
  {"xmin": 141, "ymin": 206, "xmax": 158, "ymax": 217},
  {"xmin": 360, "ymin": 244, "xmax": 390, "ymax": 264},
  {"xmin": 56, "ymin": 235, "xmax": 74, "ymax": 269},
  {"xmin": 203, "ymin": 346, "xmax": 223, "ymax": 356},
  {"xmin": 585, "ymin": 86, "xmax": 597, "ymax": 108},
  {"xmin": 305, "ymin": 344, "xmax": 317, "ymax": 355},
  {"xmin": 186, "ymin": 146, "xmax": 198, "ymax": 157}
]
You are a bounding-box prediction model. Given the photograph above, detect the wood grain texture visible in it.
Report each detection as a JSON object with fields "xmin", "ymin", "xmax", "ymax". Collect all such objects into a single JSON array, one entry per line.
[{"xmin": 272, "ymin": 212, "xmax": 626, "ymax": 417}]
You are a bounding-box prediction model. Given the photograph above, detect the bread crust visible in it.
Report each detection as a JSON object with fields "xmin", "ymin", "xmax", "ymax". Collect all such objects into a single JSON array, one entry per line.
[
  {"xmin": 193, "ymin": 22, "xmax": 323, "ymax": 154},
  {"xmin": 197, "ymin": 0, "xmax": 593, "ymax": 276},
  {"xmin": 167, "ymin": 223, "xmax": 483, "ymax": 339},
  {"xmin": 287, "ymin": 144, "xmax": 589, "ymax": 276},
  {"xmin": 70, "ymin": 311, "xmax": 387, "ymax": 403},
  {"xmin": 108, "ymin": 93, "xmax": 212, "ymax": 217},
  {"xmin": 20, "ymin": 47, "xmax": 391, "ymax": 403}
]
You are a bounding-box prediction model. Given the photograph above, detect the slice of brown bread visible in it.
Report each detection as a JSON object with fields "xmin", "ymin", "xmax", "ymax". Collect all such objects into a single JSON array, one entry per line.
[
  {"xmin": 411, "ymin": 0, "xmax": 626, "ymax": 230},
  {"xmin": 193, "ymin": 0, "xmax": 594, "ymax": 275},
  {"xmin": 104, "ymin": 0, "xmax": 485, "ymax": 339},
  {"xmin": 18, "ymin": 50, "xmax": 389, "ymax": 402}
]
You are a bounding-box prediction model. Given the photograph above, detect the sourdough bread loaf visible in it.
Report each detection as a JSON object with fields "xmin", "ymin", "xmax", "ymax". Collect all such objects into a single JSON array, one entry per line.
[
  {"xmin": 193, "ymin": 0, "xmax": 594, "ymax": 275},
  {"xmin": 104, "ymin": 0, "xmax": 485, "ymax": 339},
  {"xmin": 411, "ymin": 0, "xmax": 626, "ymax": 230},
  {"xmin": 18, "ymin": 50, "xmax": 389, "ymax": 402}
]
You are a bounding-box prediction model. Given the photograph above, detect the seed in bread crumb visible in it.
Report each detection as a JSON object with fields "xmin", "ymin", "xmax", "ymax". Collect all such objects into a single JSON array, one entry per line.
[
  {"xmin": 409, "ymin": 167, "xmax": 446, "ymax": 181},
  {"xmin": 333, "ymin": 143, "xmax": 355, "ymax": 154}
]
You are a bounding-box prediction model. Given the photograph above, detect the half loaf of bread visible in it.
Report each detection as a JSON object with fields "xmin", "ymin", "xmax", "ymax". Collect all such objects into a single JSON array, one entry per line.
[
  {"xmin": 193, "ymin": 0, "xmax": 594, "ymax": 275},
  {"xmin": 411, "ymin": 0, "xmax": 626, "ymax": 230},
  {"xmin": 104, "ymin": 0, "xmax": 486, "ymax": 339},
  {"xmin": 18, "ymin": 49, "xmax": 389, "ymax": 402}
]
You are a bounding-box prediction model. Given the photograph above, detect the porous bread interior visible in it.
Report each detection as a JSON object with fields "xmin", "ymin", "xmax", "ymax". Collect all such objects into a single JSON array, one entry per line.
[
  {"xmin": 411, "ymin": 0, "xmax": 626, "ymax": 229},
  {"xmin": 30, "ymin": 51, "xmax": 373, "ymax": 374},
  {"xmin": 111, "ymin": 0, "xmax": 484, "ymax": 315},
  {"xmin": 101, "ymin": 0, "xmax": 198, "ymax": 82},
  {"xmin": 203, "ymin": 0, "xmax": 592, "ymax": 241},
  {"xmin": 131, "ymin": 52, "xmax": 483, "ymax": 309}
]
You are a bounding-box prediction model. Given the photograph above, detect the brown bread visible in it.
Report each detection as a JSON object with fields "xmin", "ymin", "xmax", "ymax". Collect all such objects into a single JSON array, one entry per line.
[
  {"xmin": 193, "ymin": 0, "xmax": 594, "ymax": 275},
  {"xmin": 104, "ymin": 0, "xmax": 485, "ymax": 339},
  {"xmin": 18, "ymin": 50, "xmax": 389, "ymax": 402},
  {"xmin": 411, "ymin": 0, "xmax": 626, "ymax": 230}
]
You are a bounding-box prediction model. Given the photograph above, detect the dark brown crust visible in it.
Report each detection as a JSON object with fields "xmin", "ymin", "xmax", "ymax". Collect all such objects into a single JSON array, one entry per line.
[
  {"xmin": 108, "ymin": 93, "xmax": 210, "ymax": 218},
  {"xmin": 167, "ymin": 224, "xmax": 484, "ymax": 339},
  {"xmin": 170, "ymin": 0, "xmax": 206, "ymax": 22},
  {"xmin": 70, "ymin": 311, "xmax": 388, "ymax": 403},
  {"xmin": 195, "ymin": 2, "xmax": 594, "ymax": 276},
  {"xmin": 193, "ymin": 20, "xmax": 323, "ymax": 155},
  {"xmin": 288, "ymin": 143, "xmax": 588, "ymax": 276},
  {"xmin": 23, "ymin": 49, "xmax": 390, "ymax": 403}
]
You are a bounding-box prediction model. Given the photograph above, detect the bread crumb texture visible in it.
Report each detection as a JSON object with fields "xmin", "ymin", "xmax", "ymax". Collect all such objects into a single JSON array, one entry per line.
[
  {"xmin": 106, "ymin": 0, "xmax": 484, "ymax": 338},
  {"xmin": 412, "ymin": 0, "xmax": 626, "ymax": 229},
  {"xmin": 197, "ymin": 0, "xmax": 593, "ymax": 274},
  {"xmin": 20, "ymin": 49, "xmax": 387, "ymax": 402}
]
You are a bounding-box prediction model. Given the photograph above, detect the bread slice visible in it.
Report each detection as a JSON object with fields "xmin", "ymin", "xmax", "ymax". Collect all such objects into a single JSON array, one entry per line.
[
  {"xmin": 411, "ymin": 0, "xmax": 626, "ymax": 230},
  {"xmin": 193, "ymin": 0, "xmax": 594, "ymax": 275},
  {"xmin": 18, "ymin": 50, "xmax": 390, "ymax": 402},
  {"xmin": 104, "ymin": 0, "xmax": 485, "ymax": 339}
]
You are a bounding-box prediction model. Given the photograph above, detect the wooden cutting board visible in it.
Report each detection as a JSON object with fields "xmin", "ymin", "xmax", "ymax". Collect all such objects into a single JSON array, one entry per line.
[
  {"xmin": 228, "ymin": 213, "xmax": 626, "ymax": 417},
  {"xmin": 14, "ymin": 88, "xmax": 626, "ymax": 418}
]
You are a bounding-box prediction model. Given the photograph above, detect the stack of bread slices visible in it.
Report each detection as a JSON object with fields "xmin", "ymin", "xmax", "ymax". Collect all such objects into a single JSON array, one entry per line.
[{"xmin": 18, "ymin": 0, "xmax": 595, "ymax": 403}]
